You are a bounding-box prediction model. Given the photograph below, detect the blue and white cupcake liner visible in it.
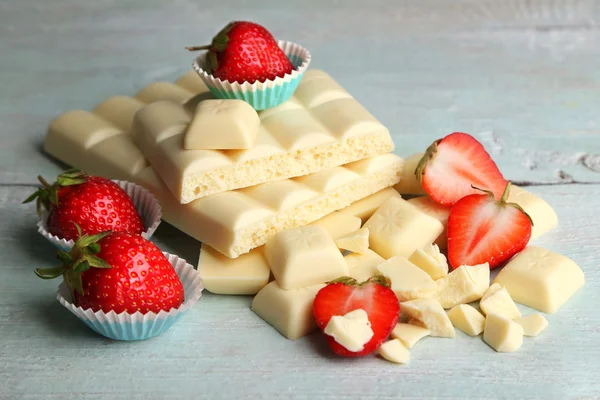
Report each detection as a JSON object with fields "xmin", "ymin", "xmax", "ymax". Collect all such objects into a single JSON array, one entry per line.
[
  {"xmin": 37, "ymin": 180, "xmax": 162, "ymax": 252},
  {"xmin": 192, "ymin": 40, "xmax": 311, "ymax": 111},
  {"xmin": 56, "ymin": 252, "xmax": 204, "ymax": 341}
]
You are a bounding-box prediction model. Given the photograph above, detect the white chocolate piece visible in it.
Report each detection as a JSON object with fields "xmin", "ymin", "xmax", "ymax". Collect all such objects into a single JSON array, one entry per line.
[
  {"xmin": 493, "ymin": 246, "xmax": 584, "ymax": 313},
  {"xmin": 324, "ymin": 309, "xmax": 374, "ymax": 352},
  {"xmin": 390, "ymin": 323, "xmax": 430, "ymax": 348},
  {"xmin": 338, "ymin": 187, "xmax": 401, "ymax": 223},
  {"xmin": 408, "ymin": 243, "xmax": 448, "ymax": 280},
  {"xmin": 363, "ymin": 197, "xmax": 444, "ymax": 259},
  {"xmin": 251, "ymin": 281, "xmax": 324, "ymax": 340},
  {"xmin": 479, "ymin": 283, "xmax": 521, "ymax": 319},
  {"xmin": 335, "ymin": 228, "xmax": 370, "ymax": 254},
  {"xmin": 376, "ymin": 256, "xmax": 437, "ymax": 301},
  {"xmin": 345, "ymin": 249, "xmax": 386, "ymax": 282},
  {"xmin": 378, "ymin": 339, "xmax": 410, "ymax": 364},
  {"xmin": 197, "ymin": 245, "xmax": 270, "ymax": 295},
  {"xmin": 175, "ymin": 70, "xmax": 210, "ymax": 94},
  {"xmin": 135, "ymin": 81, "xmax": 196, "ymax": 104},
  {"xmin": 93, "ymin": 96, "xmax": 145, "ymax": 133},
  {"xmin": 265, "ymin": 225, "xmax": 348, "ymax": 290},
  {"xmin": 447, "ymin": 304, "xmax": 485, "ymax": 336},
  {"xmin": 515, "ymin": 314, "xmax": 549, "ymax": 337},
  {"xmin": 394, "ymin": 153, "xmax": 426, "ymax": 195},
  {"xmin": 310, "ymin": 212, "xmax": 362, "ymax": 240},
  {"xmin": 401, "ymin": 298, "xmax": 455, "ymax": 338},
  {"xmin": 508, "ymin": 185, "xmax": 558, "ymax": 240},
  {"xmin": 483, "ymin": 313, "xmax": 524, "ymax": 353},
  {"xmin": 407, "ymin": 196, "xmax": 450, "ymax": 249},
  {"xmin": 184, "ymin": 99, "xmax": 260, "ymax": 150},
  {"xmin": 434, "ymin": 263, "xmax": 490, "ymax": 309}
]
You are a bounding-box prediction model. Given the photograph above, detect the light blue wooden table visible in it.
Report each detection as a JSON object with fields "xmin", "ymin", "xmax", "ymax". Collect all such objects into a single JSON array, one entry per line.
[{"xmin": 2, "ymin": 1, "xmax": 599, "ymax": 399}]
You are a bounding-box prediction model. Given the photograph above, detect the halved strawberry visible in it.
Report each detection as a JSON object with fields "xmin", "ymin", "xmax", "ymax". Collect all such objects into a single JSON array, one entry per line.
[
  {"xmin": 313, "ymin": 276, "xmax": 400, "ymax": 357},
  {"xmin": 447, "ymin": 181, "xmax": 533, "ymax": 270},
  {"xmin": 416, "ymin": 132, "xmax": 507, "ymax": 206}
]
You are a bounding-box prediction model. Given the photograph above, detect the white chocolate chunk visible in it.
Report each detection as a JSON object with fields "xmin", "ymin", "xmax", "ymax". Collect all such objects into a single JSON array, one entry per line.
[
  {"xmin": 401, "ymin": 298, "xmax": 455, "ymax": 338},
  {"xmin": 407, "ymin": 196, "xmax": 451, "ymax": 250},
  {"xmin": 135, "ymin": 81, "xmax": 195, "ymax": 104},
  {"xmin": 394, "ymin": 153, "xmax": 426, "ymax": 195},
  {"xmin": 447, "ymin": 304, "xmax": 485, "ymax": 336},
  {"xmin": 184, "ymin": 99, "xmax": 260, "ymax": 150},
  {"xmin": 251, "ymin": 281, "xmax": 324, "ymax": 340},
  {"xmin": 376, "ymin": 256, "xmax": 437, "ymax": 301},
  {"xmin": 434, "ymin": 263, "xmax": 490, "ymax": 309},
  {"xmin": 345, "ymin": 249, "xmax": 386, "ymax": 282},
  {"xmin": 378, "ymin": 339, "xmax": 410, "ymax": 364},
  {"xmin": 309, "ymin": 212, "xmax": 362, "ymax": 240},
  {"xmin": 508, "ymin": 186, "xmax": 558, "ymax": 240},
  {"xmin": 339, "ymin": 187, "xmax": 401, "ymax": 223},
  {"xmin": 515, "ymin": 314, "xmax": 549, "ymax": 337},
  {"xmin": 363, "ymin": 197, "xmax": 444, "ymax": 259},
  {"xmin": 324, "ymin": 309, "xmax": 374, "ymax": 352},
  {"xmin": 493, "ymin": 246, "xmax": 584, "ymax": 313},
  {"xmin": 335, "ymin": 228, "xmax": 370, "ymax": 254},
  {"xmin": 264, "ymin": 225, "xmax": 348, "ymax": 290},
  {"xmin": 483, "ymin": 313, "xmax": 524, "ymax": 353},
  {"xmin": 479, "ymin": 283, "xmax": 521, "ymax": 319},
  {"xmin": 197, "ymin": 245, "xmax": 270, "ymax": 295},
  {"xmin": 175, "ymin": 70, "xmax": 210, "ymax": 94},
  {"xmin": 408, "ymin": 243, "xmax": 449, "ymax": 280},
  {"xmin": 390, "ymin": 323, "xmax": 430, "ymax": 348}
]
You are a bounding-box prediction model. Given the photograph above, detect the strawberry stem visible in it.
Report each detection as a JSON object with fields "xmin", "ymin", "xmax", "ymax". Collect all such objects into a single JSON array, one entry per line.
[
  {"xmin": 415, "ymin": 139, "xmax": 441, "ymax": 187},
  {"xmin": 500, "ymin": 181, "xmax": 512, "ymax": 202},
  {"xmin": 185, "ymin": 45, "xmax": 212, "ymax": 52}
]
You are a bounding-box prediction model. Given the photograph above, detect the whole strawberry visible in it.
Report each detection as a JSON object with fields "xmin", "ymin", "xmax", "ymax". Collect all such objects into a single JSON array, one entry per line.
[
  {"xmin": 35, "ymin": 228, "xmax": 184, "ymax": 314},
  {"xmin": 24, "ymin": 169, "xmax": 144, "ymax": 241},
  {"xmin": 186, "ymin": 21, "xmax": 294, "ymax": 84}
]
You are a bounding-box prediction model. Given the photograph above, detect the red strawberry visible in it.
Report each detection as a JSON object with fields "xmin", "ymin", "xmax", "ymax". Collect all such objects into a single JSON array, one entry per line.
[
  {"xmin": 416, "ymin": 132, "xmax": 507, "ymax": 206},
  {"xmin": 186, "ymin": 21, "xmax": 294, "ymax": 84},
  {"xmin": 313, "ymin": 276, "xmax": 400, "ymax": 357},
  {"xmin": 35, "ymin": 228, "xmax": 184, "ymax": 314},
  {"xmin": 24, "ymin": 169, "xmax": 144, "ymax": 241},
  {"xmin": 447, "ymin": 181, "xmax": 533, "ymax": 270}
]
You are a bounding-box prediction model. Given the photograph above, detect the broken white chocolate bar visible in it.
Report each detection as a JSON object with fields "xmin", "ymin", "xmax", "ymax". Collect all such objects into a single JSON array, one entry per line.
[
  {"xmin": 376, "ymin": 256, "xmax": 437, "ymax": 301},
  {"xmin": 407, "ymin": 197, "xmax": 450, "ymax": 249},
  {"xmin": 400, "ymin": 298, "xmax": 455, "ymax": 338},
  {"xmin": 335, "ymin": 228, "xmax": 369, "ymax": 254},
  {"xmin": 447, "ymin": 304, "xmax": 485, "ymax": 336},
  {"xmin": 309, "ymin": 212, "xmax": 362, "ymax": 240},
  {"xmin": 345, "ymin": 249, "xmax": 386, "ymax": 282},
  {"xmin": 483, "ymin": 313, "xmax": 524, "ymax": 353},
  {"xmin": 390, "ymin": 323, "xmax": 430, "ymax": 348},
  {"xmin": 338, "ymin": 187, "xmax": 401, "ymax": 223},
  {"xmin": 479, "ymin": 283, "xmax": 521, "ymax": 320}
]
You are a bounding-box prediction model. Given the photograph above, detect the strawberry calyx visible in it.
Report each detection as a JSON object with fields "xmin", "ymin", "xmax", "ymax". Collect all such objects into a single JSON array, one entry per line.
[
  {"xmin": 22, "ymin": 169, "xmax": 89, "ymax": 215},
  {"xmin": 326, "ymin": 275, "xmax": 391, "ymax": 288},
  {"xmin": 471, "ymin": 181, "xmax": 535, "ymax": 227},
  {"xmin": 34, "ymin": 223, "xmax": 112, "ymax": 299},
  {"xmin": 415, "ymin": 139, "xmax": 441, "ymax": 187},
  {"xmin": 185, "ymin": 22, "xmax": 236, "ymax": 72}
]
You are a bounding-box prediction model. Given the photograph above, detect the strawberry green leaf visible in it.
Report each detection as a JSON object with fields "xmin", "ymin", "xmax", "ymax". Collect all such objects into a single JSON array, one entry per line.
[
  {"xmin": 85, "ymin": 255, "xmax": 112, "ymax": 269},
  {"xmin": 34, "ymin": 265, "xmax": 65, "ymax": 279},
  {"xmin": 73, "ymin": 260, "xmax": 90, "ymax": 273},
  {"xmin": 76, "ymin": 231, "xmax": 111, "ymax": 248},
  {"xmin": 56, "ymin": 250, "xmax": 72, "ymax": 264},
  {"xmin": 87, "ymin": 243, "xmax": 100, "ymax": 254}
]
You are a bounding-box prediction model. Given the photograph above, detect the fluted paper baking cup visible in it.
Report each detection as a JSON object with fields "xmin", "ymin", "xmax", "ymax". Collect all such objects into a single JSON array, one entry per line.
[
  {"xmin": 56, "ymin": 252, "xmax": 203, "ymax": 341},
  {"xmin": 192, "ymin": 40, "xmax": 311, "ymax": 110},
  {"xmin": 37, "ymin": 180, "xmax": 162, "ymax": 251}
]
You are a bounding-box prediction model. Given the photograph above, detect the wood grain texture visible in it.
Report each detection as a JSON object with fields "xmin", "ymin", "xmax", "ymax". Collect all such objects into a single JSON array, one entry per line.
[{"xmin": 1, "ymin": 0, "xmax": 600, "ymax": 399}]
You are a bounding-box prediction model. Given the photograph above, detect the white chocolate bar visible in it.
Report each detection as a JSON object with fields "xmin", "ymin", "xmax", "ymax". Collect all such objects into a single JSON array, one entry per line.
[
  {"xmin": 338, "ymin": 187, "xmax": 401, "ymax": 223},
  {"xmin": 493, "ymin": 246, "xmax": 584, "ymax": 314},
  {"xmin": 479, "ymin": 283, "xmax": 521, "ymax": 320},
  {"xmin": 264, "ymin": 225, "xmax": 348, "ymax": 290},
  {"xmin": 378, "ymin": 339, "xmax": 410, "ymax": 364},
  {"xmin": 407, "ymin": 197, "xmax": 450, "ymax": 249},
  {"xmin": 364, "ymin": 197, "xmax": 444, "ymax": 259},
  {"xmin": 401, "ymin": 298, "xmax": 455, "ymax": 338},
  {"xmin": 251, "ymin": 281, "xmax": 324, "ymax": 340},
  {"xmin": 395, "ymin": 153, "xmax": 426, "ymax": 195},
  {"xmin": 434, "ymin": 263, "xmax": 490, "ymax": 309},
  {"xmin": 483, "ymin": 313, "xmax": 524, "ymax": 353},
  {"xmin": 324, "ymin": 309, "xmax": 374, "ymax": 352},
  {"xmin": 515, "ymin": 314, "xmax": 548, "ymax": 337},
  {"xmin": 390, "ymin": 323, "xmax": 430, "ymax": 348},
  {"xmin": 335, "ymin": 228, "xmax": 369, "ymax": 254},
  {"xmin": 376, "ymin": 256, "xmax": 437, "ymax": 301},
  {"xmin": 447, "ymin": 304, "xmax": 485, "ymax": 336},
  {"xmin": 507, "ymin": 186, "xmax": 558, "ymax": 240},
  {"xmin": 309, "ymin": 212, "xmax": 362, "ymax": 240},
  {"xmin": 345, "ymin": 249, "xmax": 386, "ymax": 282}
]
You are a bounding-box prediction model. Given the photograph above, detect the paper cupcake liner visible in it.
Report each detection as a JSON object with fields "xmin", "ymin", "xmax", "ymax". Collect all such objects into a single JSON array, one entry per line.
[
  {"xmin": 37, "ymin": 180, "xmax": 162, "ymax": 251},
  {"xmin": 192, "ymin": 40, "xmax": 311, "ymax": 110},
  {"xmin": 56, "ymin": 252, "xmax": 204, "ymax": 341}
]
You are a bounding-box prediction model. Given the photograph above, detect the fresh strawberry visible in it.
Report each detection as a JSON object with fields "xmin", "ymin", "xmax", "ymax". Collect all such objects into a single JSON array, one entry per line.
[
  {"xmin": 416, "ymin": 132, "xmax": 507, "ymax": 206},
  {"xmin": 186, "ymin": 21, "xmax": 294, "ymax": 84},
  {"xmin": 313, "ymin": 276, "xmax": 400, "ymax": 357},
  {"xmin": 447, "ymin": 181, "xmax": 533, "ymax": 270},
  {"xmin": 35, "ymin": 227, "xmax": 184, "ymax": 314},
  {"xmin": 23, "ymin": 169, "xmax": 143, "ymax": 241}
]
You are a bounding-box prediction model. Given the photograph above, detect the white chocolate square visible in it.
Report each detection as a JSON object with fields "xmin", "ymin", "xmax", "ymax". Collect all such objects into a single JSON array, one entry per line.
[
  {"xmin": 407, "ymin": 196, "xmax": 451, "ymax": 250},
  {"xmin": 447, "ymin": 304, "xmax": 485, "ymax": 336},
  {"xmin": 376, "ymin": 256, "xmax": 437, "ymax": 301},
  {"xmin": 251, "ymin": 281, "xmax": 324, "ymax": 340},
  {"xmin": 363, "ymin": 197, "xmax": 444, "ymax": 259},
  {"xmin": 378, "ymin": 339, "xmax": 410, "ymax": 364},
  {"xmin": 515, "ymin": 314, "xmax": 549, "ymax": 337},
  {"xmin": 508, "ymin": 186, "xmax": 558, "ymax": 240},
  {"xmin": 493, "ymin": 246, "xmax": 584, "ymax": 313},
  {"xmin": 400, "ymin": 298, "xmax": 455, "ymax": 338},
  {"xmin": 434, "ymin": 263, "xmax": 490, "ymax": 309},
  {"xmin": 309, "ymin": 212, "xmax": 362, "ymax": 240},
  {"xmin": 335, "ymin": 228, "xmax": 370, "ymax": 254},
  {"xmin": 390, "ymin": 323, "xmax": 430, "ymax": 348},
  {"xmin": 479, "ymin": 283, "xmax": 521, "ymax": 320},
  {"xmin": 483, "ymin": 313, "xmax": 524, "ymax": 353},
  {"xmin": 338, "ymin": 187, "xmax": 401, "ymax": 223},
  {"xmin": 264, "ymin": 225, "xmax": 348, "ymax": 290},
  {"xmin": 345, "ymin": 249, "xmax": 386, "ymax": 282},
  {"xmin": 408, "ymin": 243, "xmax": 449, "ymax": 280},
  {"xmin": 184, "ymin": 99, "xmax": 260, "ymax": 150},
  {"xmin": 197, "ymin": 245, "xmax": 270, "ymax": 295}
]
